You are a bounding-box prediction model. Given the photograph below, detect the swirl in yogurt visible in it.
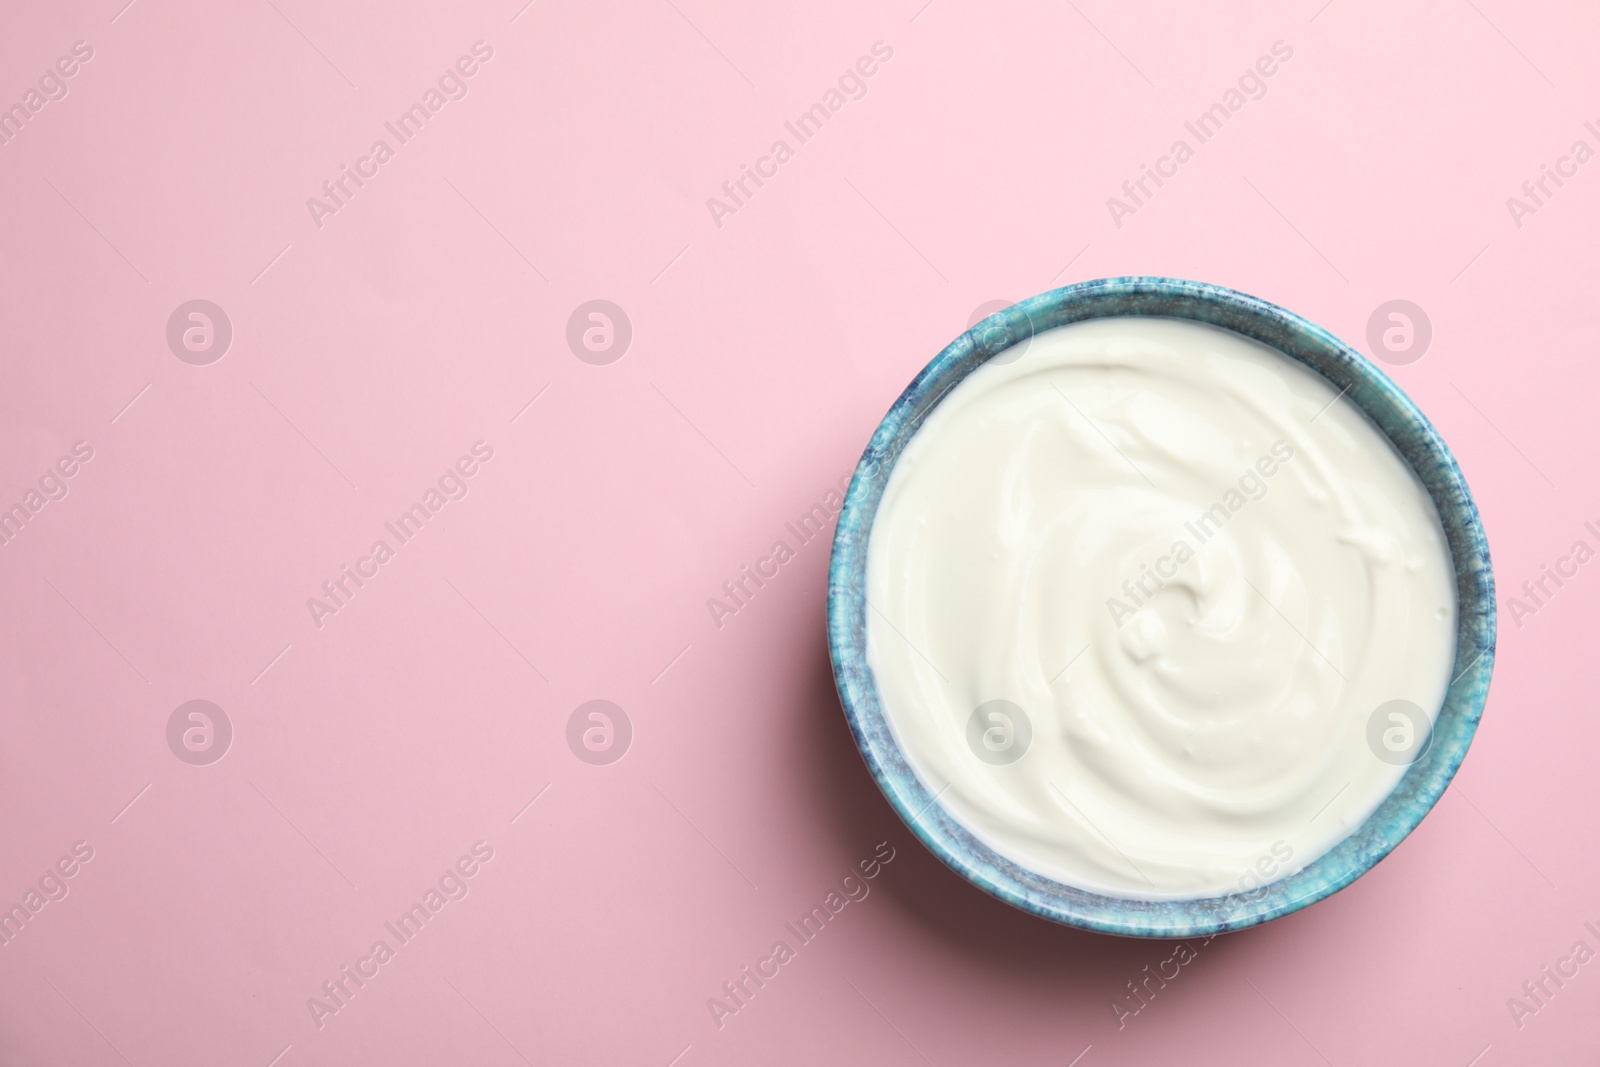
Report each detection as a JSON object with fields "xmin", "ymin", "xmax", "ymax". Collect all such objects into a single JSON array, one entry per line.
[{"xmin": 865, "ymin": 317, "xmax": 1456, "ymax": 900}]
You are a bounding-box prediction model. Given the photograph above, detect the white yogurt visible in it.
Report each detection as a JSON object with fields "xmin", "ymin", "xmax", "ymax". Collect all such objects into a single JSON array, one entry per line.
[{"xmin": 865, "ymin": 317, "xmax": 1456, "ymax": 900}]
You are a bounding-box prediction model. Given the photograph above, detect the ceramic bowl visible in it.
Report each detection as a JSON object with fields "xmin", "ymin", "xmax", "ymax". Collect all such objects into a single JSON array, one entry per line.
[{"xmin": 826, "ymin": 277, "xmax": 1495, "ymax": 938}]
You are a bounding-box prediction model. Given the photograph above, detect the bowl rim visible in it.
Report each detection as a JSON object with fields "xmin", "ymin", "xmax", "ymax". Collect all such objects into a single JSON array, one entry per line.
[{"xmin": 826, "ymin": 276, "xmax": 1496, "ymax": 938}]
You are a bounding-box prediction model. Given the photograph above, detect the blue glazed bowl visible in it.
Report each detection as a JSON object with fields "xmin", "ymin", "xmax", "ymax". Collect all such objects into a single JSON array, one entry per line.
[{"xmin": 827, "ymin": 277, "xmax": 1495, "ymax": 939}]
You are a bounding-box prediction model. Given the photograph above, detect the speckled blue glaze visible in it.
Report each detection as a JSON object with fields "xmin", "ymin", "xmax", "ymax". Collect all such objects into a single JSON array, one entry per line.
[{"xmin": 827, "ymin": 277, "xmax": 1495, "ymax": 939}]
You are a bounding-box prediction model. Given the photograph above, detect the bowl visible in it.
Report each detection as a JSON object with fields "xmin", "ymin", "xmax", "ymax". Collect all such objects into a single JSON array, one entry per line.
[{"xmin": 826, "ymin": 277, "xmax": 1496, "ymax": 938}]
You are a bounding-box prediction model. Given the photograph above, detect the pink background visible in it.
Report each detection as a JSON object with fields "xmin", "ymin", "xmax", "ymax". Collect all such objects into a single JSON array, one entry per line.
[{"xmin": 1, "ymin": 0, "xmax": 1596, "ymax": 1063}]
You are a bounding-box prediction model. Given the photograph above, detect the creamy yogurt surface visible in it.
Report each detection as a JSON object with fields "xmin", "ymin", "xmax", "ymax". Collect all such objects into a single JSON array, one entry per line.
[{"xmin": 865, "ymin": 316, "xmax": 1456, "ymax": 900}]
